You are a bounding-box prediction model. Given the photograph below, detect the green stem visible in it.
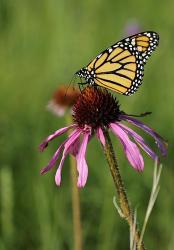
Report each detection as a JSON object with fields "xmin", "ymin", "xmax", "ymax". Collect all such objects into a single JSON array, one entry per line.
[
  {"xmin": 102, "ymin": 128, "xmax": 145, "ymax": 250},
  {"xmin": 66, "ymin": 114, "xmax": 83, "ymax": 250},
  {"xmin": 70, "ymin": 155, "xmax": 83, "ymax": 250}
]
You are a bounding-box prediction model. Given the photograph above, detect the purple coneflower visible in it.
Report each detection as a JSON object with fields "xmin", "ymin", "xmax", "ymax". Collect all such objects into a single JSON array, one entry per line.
[
  {"xmin": 39, "ymin": 87, "xmax": 167, "ymax": 188},
  {"xmin": 47, "ymin": 85, "xmax": 80, "ymax": 116}
]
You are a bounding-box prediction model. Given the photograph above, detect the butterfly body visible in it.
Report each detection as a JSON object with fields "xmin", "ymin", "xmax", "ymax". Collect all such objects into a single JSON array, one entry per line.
[
  {"xmin": 76, "ymin": 68, "xmax": 95, "ymax": 85},
  {"xmin": 75, "ymin": 31, "xmax": 159, "ymax": 95}
]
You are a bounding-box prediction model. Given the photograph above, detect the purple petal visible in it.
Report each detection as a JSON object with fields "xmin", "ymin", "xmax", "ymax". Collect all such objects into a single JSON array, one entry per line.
[
  {"xmin": 40, "ymin": 129, "xmax": 80, "ymax": 175},
  {"xmin": 118, "ymin": 123, "xmax": 158, "ymax": 161},
  {"xmin": 68, "ymin": 136, "xmax": 81, "ymax": 156},
  {"xmin": 76, "ymin": 132, "xmax": 90, "ymax": 188},
  {"xmin": 47, "ymin": 100, "xmax": 66, "ymax": 117},
  {"xmin": 110, "ymin": 123, "xmax": 144, "ymax": 171},
  {"xmin": 55, "ymin": 129, "xmax": 81, "ymax": 186},
  {"xmin": 120, "ymin": 115, "xmax": 167, "ymax": 156},
  {"xmin": 40, "ymin": 141, "xmax": 65, "ymax": 175},
  {"xmin": 96, "ymin": 127, "xmax": 105, "ymax": 146},
  {"xmin": 39, "ymin": 124, "xmax": 76, "ymax": 151}
]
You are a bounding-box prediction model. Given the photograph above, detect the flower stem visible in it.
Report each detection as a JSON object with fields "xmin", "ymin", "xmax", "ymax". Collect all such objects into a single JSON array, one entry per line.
[
  {"xmin": 66, "ymin": 114, "xmax": 83, "ymax": 250},
  {"xmin": 70, "ymin": 154, "xmax": 83, "ymax": 250},
  {"xmin": 102, "ymin": 128, "xmax": 145, "ymax": 250}
]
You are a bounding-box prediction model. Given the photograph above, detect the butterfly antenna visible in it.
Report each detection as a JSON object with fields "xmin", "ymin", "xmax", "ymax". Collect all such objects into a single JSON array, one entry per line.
[
  {"xmin": 124, "ymin": 111, "xmax": 152, "ymax": 117},
  {"xmin": 64, "ymin": 74, "xmax": 76, "ymax": 99},
  {"xmin": 72, "ymin": 74, "xmax": 77, "ymax": 90}
]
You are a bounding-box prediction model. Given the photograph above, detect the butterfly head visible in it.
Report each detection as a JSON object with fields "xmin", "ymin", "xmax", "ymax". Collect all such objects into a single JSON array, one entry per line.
[
  {"xmin": 75, "ymin": 67, "xmax": 95, "ymax": 85},
  {"xmin": 75, "ymin": 68, "xmax": 87, "ymax": 78}
]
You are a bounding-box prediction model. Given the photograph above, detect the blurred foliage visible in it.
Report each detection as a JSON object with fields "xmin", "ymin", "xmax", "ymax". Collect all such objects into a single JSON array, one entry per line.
[{"xmin": 0, "ymin": 0, "xmax": 174, "ymax": 249}]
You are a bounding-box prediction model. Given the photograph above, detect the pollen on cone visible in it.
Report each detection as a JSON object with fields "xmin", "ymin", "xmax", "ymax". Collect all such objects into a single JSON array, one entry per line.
[{"xmin": 72, "ymin": 87, "xmax": 122, "ymax": 129}]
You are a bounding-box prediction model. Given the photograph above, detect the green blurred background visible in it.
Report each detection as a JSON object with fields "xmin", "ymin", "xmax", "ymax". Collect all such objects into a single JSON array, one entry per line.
[{"xmin": 0, "ymin": 0, "xmax": 174, "ymax": 249}]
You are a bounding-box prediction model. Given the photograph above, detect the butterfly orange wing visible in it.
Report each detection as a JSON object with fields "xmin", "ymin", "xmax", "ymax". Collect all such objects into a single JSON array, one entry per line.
[{"xmin": 87, "ymin": 31, "xmax": 159, "ymax": 95}]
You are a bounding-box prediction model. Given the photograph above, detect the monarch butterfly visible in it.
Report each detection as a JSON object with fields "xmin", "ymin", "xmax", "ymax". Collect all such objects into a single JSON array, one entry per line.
[{"xmin": 75, "ymin": 31, "xmax": 159, "ymax": 95}]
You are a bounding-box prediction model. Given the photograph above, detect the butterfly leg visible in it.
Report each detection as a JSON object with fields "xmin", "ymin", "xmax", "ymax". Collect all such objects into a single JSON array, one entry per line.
[{"xmin": 78, "ymin": 82, "xmax": 88, "ymax": 93}]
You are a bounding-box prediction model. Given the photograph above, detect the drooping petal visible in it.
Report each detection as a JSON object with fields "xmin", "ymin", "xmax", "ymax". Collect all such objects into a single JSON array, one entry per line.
[
  {"xmin": 118, "ymin": 123, "xmax": 158, "ymax": 161},
  {"xmin": 54, "ymin": 151, "xmax": 67, "ymax": 186},
  {"xmin": 55, "ymin": 129, "xmax": 81, "ymax": 186},
  {"xmin": 68, "ymin": 136, "xmax": 81, "ymax": 156},
  {"xmin": 120, "ymin": 115, "xmax": 167, "ymax": 156},
  {"xmin": 110, "ymin": 123, "xmax": 144, "ymax": 171},
  {"xmin": 40, "ymin": 129, "xmax": 80, "ymax": 175},
  {"xmin": 76, "ymin": 132, "xmax": 90, "ymax": 188},
  {"xmin": 96, "ymin": 127, "xmax": 105, "ymax": 146},
  {"xmin": 47, "ymin": 100, "xmax": 66, "ymax": 117},
  {"xmin": 40, "ymin": 141, "xmax": 65, "ymax": 175},
  {"xmin": 39, "ymin": 124, "xmax": 76, "ymax": 151}
]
